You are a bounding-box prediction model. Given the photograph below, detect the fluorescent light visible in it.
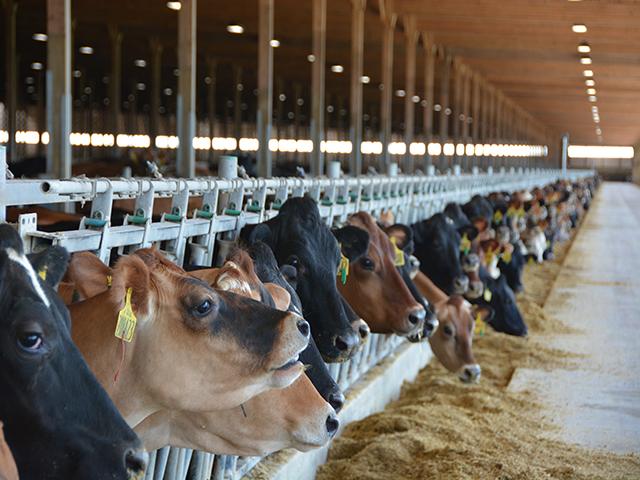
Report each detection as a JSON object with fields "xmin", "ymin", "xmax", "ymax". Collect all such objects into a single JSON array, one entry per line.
[
  {"xmin": 412, "ymin": 95, "xmax": 420, "ymax": 103},
  {"xmin": 588, "ymin": 95, "xmax": 597, "ymax": 102},
  {"xmin": 166, "ymin": 2, "xmax": 181, "ymax": 10},
  {"xmin": 270, "ymin": 39, "xmax": 280, "ymax": 47},
  {"xmin": 307, "ymin": 54, "xmax": 316, "ymax": 63},
  {"xmin": 163, "ymin": 88, "xmax": 173, "ymax": 95},
  {"xmin": 361, "ymin": 75, "xmax": 370, "ymax": 84},
  {"xmin": 136, "ymin": 83, "xmax": 146, "ymax": 91},
  {"xmin": 572, "ymin": 24, "xmax": 587, "ymax": 33},
  {"xmin": 580, "ymin": 57, "xmax": 592, "ymax": 65},
  {"xmin": 456, "ymin": 143, "xmax": 465, "ymax": 156},
  {"xmin": 583, "ymin": 70, "xmax": 594, "ymax": 77},
  {"xmin": 578, "ymin": 43, "xmax": 591, "ymax": 53},
  {"xmin": 226, "ymin": 24, "xmax": 244, "ymax": 34},
  {"xmin": 79, "ymin": 46, "xmax": 94, "ymax": 55},
  {"xmin": 568, "ymin": 145, "xmax": 634, "ymax": 159},
  {"xmin": 330, "ymin": 65, "xmax": 344, "ymax": 73},
  {"xmin": 587, "ymin": 88, "xmax": 596, "ymax": 95},
  {"xmin": 134, "ymin": 59, "xmax": 147, "ymax": 68},
  {"xmin": 32, "ymin": 33, "xmax": 47, "ymax": 42},
  {"xmin": 585, "ymin": 79, "xmax": 595, "ymax": 87},
  {"xmin": 31, "ymin": 62, "xmax": 43, "ymax": 71},
  {"xmin": 443, "ymin": 143, "xmax": 455, "ymax": 156}
]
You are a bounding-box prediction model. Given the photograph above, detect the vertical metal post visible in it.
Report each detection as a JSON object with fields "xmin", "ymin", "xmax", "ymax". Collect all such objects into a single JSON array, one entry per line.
[
  {"xmin": 561, "ymin": 133, "xmax": 569, "ymax": 176},
  {"xmin": 452, "ymin": 59, "xmax": 461, "ymax": 141},
  {"xmin": 108, "ymin": 25, "xmax": 123, "ymax": 156},
  {"xmin": 233, "ymin": 65, "xmax": 243, "ymax": 150},
  {"xmin": 480, "ymin": 79, "xmax": 488, "ymax": 142},
  {"xmin": 177, "ymin": 0, "xmax": 196, "ymax": 177},
  {"xmin": 487, "ymin": 86, "xmax": 495, "ymax": 142},
  {"xmin": 439, "ymin": 52, "xmax": 451, "ymax": 141},
  {"xmin": 149, "ymin": 38, "xmax": 163, "ymax": 152},
  {"xmin": 207, "ymin": 57, "xmax": 217, "ymax": 163},
  {"xmin": 4, "ymin": 0, "xmax": 18, "ymax": 163},
  {"xmin": 294, "ymin": 83, "xmax": 302, "ymax": 142},
  {"xmin": 349, "ymin": 0, "xmax": 366, "ymax": 176},
  {"xmin": 495, "ymin": 92, "xmax": 503, "ymax": 142},
  {"xmin": 422, "ymin": 35, "xmax": 435, "ymax": 143},
  {"xmin": 47, "ymin": 0, "xmax": 72, "ymax": 178},
  {"xmin": 403, "ymin": 15, "xmax": 417, "ymax": 173},
  {"xmin": 310, "ymin": 0, "xmax": 326, "ymax": 176},
  {"xmin": 461, "ymin": 66, "xmax": 471, "ymax": 142},
  {"xmin": 257, "ymin": 0, "xmax": 274, "ymax": 178},
  {"xmin": 471, "ymin": 72, "xmax": 480, "ymax": 142},
  {"xmin": 379, "ymin": 0, "xmax": 397, "ymax": 170}
]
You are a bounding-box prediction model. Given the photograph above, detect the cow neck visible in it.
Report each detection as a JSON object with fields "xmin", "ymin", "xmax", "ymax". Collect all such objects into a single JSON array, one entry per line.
[
  {"xmin": 413, "ymin": 271, "xmax": 448, "ymax": 306},
  {"xmin": 69, "ymin": 290, "xmax": 154, "ymax": 426}
]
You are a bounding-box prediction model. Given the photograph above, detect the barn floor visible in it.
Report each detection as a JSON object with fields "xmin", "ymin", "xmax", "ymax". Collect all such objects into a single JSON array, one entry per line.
[{"xmin": 509, "ymin": 181, "xmax": 640, "ymax": 454}]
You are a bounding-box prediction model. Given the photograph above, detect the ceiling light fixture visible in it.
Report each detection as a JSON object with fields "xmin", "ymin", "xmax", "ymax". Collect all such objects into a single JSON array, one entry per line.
[
  {"xmin": 580, "ymin": 57, "xmax": 592, "ymax": 65},
  {"xmin": 583, "ymin": 69, "xmax": 594, "ymax": 77},
  {"xmin": 31, "ymin": 62, "xmax": 43, "ymax": 71},
  {"xmin": 134, "ymin": 59, "xmax": 147, "ymax": 68},
  {"xmin": 585, "ymin": 79, "xmax": 595, "ymax": 87},
  {"xmin": 32, "ymin": 33, "xmax": 48, "ymax": 42},
  {"xmin": 166, "ymin": 2, "xmax": 181, "ymax": 10},
  {"xmin": 330, "ymin": 65, "xmax": 344, "ymax": 73},
  {"xmin": 587, "ymin": 88, "xmax": 596, "ymax": 95},
  {"xmin": 270, "ymin": 39, "xmax": 280, "ymax": 47},
  {"xmin": 577, "ymin": 43, "xmax": 591, "ymax": 53},
  {"xmin": 588, "ymin": 95, "xmax": 597, "ymax": 102},
  {"xmin": 361, "ymin": 75, "xmax": 370, "ymax": 84},
  {"xmin": 307, "ymin": 54, "xmax": 316, "ymax": 63},
  {"xmin": 226, "ymin": 24, "xmax": 244, "ymax": 34},
  {"xmin": 395, "ymin": 89, "xmax": 406, "ymax": 97},
  {"xmin": 79, "ymin": 46, "xmax": 94, "ymax": 55},
  {"xmin": 572, "ymin": 24, "xmax": 587, "ymax": 33}
]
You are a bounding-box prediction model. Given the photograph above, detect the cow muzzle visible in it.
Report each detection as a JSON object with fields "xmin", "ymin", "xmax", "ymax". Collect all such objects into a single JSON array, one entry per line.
[
  {"xmin": 125, "ymin": 448, "xmax": 149, "ymax": 480},
  {"xmin": 453, "ymin": 275, "xmax": 469, "ymax": 295},
  {"xmin": 458, "ymin": 363, "xmax": 481, "ymax": 383},
  {"xmin": 351, "ymin": 318, "xmax": 370, "ymax": 344}
]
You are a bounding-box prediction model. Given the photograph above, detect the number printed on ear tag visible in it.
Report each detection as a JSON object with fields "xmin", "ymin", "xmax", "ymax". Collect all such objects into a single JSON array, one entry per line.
[{"xmin": 115, "ymin": 288, "xmax": 137, "ymax": 343}]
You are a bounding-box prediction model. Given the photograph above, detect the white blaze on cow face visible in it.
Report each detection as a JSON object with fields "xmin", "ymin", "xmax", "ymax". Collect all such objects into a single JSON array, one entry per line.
[{"xmin": 6, "ymin": 248, "xmax": 50, "ymax": 307}]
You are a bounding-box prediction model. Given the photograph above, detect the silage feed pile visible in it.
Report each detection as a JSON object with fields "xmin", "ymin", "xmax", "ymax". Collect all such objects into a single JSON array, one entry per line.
[{"xmin": 317, "ymin": 228, "xmax": 640, "ymax": 480}]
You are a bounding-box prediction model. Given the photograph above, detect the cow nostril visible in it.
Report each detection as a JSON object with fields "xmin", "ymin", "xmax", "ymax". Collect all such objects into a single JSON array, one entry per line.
[
  {"xmin": 328, "ymin": 390, "xmax": 345, "ymax": 413},
  {"xmin": 124, "ymin": 449, "xmax": 149, "ymax": 474},
  {"xmin": 334, "ymin": 331, "xmax": 358, "ymax": 352},
  {"xmin": 358, "ymin": 324, "xmax": 370, "ymax": 340},
  {"xmin": 408, "ymin": 308, "xmax": 426, "ymax": 325},
  {"xmin": 296, "ymin": 319, "xmax": 310, "ymax": 337},
  {"xmin": 325, "ymin": 414, "xmax": 340, "ymax": 436}
]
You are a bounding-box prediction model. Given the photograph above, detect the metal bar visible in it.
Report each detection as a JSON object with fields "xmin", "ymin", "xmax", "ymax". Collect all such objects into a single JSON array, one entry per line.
[
  {"xmin": 403, "ymin": 16, "xmax": 417, "ymax": 174},
  {"xmin": 233, "ymin": 65, "xmax": 243, "ymax": 152},
  {"xmin": 4, "ymin": 0, "xmax": 17, "ymax": 163},
  {"xmin": 439, "ymin": 52, "xmax": 451, "ymax": 141},
  {"xmin": 177, "ymin": 0, "xmax": 197, "ymax": 177},
  {"xmin": 257, "ymin": 0, "xmax": 274, "ymax": 178},
  {"xmin": 207, "ymin": 57, "xmax": 217, "ymax": 164},
  {"xmin": 349, "ymin": 0, "xmax": 366, "ymax": 176},
  {"xmin": 310, "ymin": 0, "xmax": 327, "ymax": 176},
  {"xmin": 150, "ymin": 38, "xmax": 163, "ymax": 153},
  {"xmin": 47, "ymin": 0, "xmax": 72, "ymax": 178},
  {"xmin": 379, "ymin": 0, "xmax": 397, "ymax": 171}
]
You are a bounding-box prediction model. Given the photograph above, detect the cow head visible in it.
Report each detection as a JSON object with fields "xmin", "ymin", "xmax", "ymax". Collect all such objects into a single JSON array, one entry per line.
[
  {"xmin": 68, "ymin": 248, "xmax": 309, "ymax": 424},
  {"xmin": 475, "ymin": 268, "xmax": 527, "ymax": 337},
  {"xmin": 0, "ymin": 225, "xmax": 147, "ymax": 479},
  {"xmin": 240, "ymin": 197, "xmax": 361, "ymax": 362}
]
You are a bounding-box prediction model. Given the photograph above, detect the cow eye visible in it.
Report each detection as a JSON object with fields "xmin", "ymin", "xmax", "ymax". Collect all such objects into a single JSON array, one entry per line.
[
  {"xmin": 286, "ymin": 256, "xmax": 299, "ymax": 269},
  {"xmin": 17, "ymin": 332, "xmax": 44, "ymax": 353},
  {"xmin": 193, "ymin": 299, "xmax": 213, "ymax": 317},
  {"xmin": 442, "ymin": 324, "xmax": 454, "ymax": 336},
  {"xmin": 359, "ymin": 257, "xmax": 374, "ymax": 270}
]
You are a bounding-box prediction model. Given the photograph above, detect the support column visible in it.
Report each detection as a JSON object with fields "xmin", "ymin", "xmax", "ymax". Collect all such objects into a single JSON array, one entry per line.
[
  {"xmin": 149, "ymin": 38, "xmax": 163, "ymax": 152},
  {"xmin": 402, "ymin": 15, "xmax": 417, "ymax": 173},
  {"xmin": 452, "ymin": 59, "xmax": 462, "ymax": 141},
  {"xmin": 310, "ymin": 0, "xmax": 326, "ymax": 176},
  {"xmin": 379, "ymin": 0, "xmax": 397, "ymax": 170},
  {"xmin": 487, "ymin": 85, "xmax": 495, "ymax": 142},
  {"xmin": 206, "ymin": 57, "xmax": 217, "ymax": 162},
  {"xmin": 480, "ymin": 80, "xmax": 488, "ymax": 142},
  {"xmin": 257, "ymin": 0, "xmax": 274, "ymax": 177},
  {"xmin": 422, "ymin": 34, "xmax": 435, "ymax": 142},
  {"xmin": 47, "ymin": 0, "xmax": 72, "ymax": 177},
  {"xmin": 233, "ymin": 65, "xmax": 243, "ymax": 148},
  {"xmin": 176, "ymin": 0, "xmax": 196, "ymax": 177},
  {"xmin": 461, "ymin": 66, "xmax": 471, "ymax": 141},
  {"xmin": 471, "ymin": 72, "xmax": 480, "ymax": 141},
  {"xmin": 108, "ymin": 25, "xmax": 122, "ymax": 155},
  {"xmin": 294, "ymin": 83, "xmax": 302, "ymax": 141},
  {"xmin": 349, "ymin": 0, "xmax": 366, "ymax": 176},
  {"xmin": 439, "ymin": 51, "xmax": 451, "ymax": 141},
  {"xmin": 4, "ymin": 0, "xmax": 18, "ymax": 163},
  {"xmin": 495, "ymin": 92, "xmax": 503, "ymax": 142}
]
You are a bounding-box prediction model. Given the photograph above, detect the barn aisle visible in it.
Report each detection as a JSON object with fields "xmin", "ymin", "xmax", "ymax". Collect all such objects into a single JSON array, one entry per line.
[{"xmin": 509, "ymin": 181, "xmax": 640, "ymax": 454}]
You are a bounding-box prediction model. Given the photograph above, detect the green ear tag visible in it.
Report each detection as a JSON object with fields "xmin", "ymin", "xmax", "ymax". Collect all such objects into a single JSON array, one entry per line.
[
  {"xmin": 390, "ymin": 237, "xmax": 405, "ymax": 267},
  {"xmin": 338, "ymin": 254, "xmax": 349, "ymax": 285},
  {"xmin": 483, "ymin": 288, "xmax": 492, "ymax": 302},
  {"xmin": 115, "ymin": 288, "xmax": 137, "ymax": 343},
  {"xmin": 460, "ymin": 233, "xmax": 471, "ymax": 255},
  {"xmin": 474, "ymin": 313, "xmax": 486, "ymax": 336},
  {"xmin": 493, "ymin": 210, "xmax": 503, "ymax": 223}
]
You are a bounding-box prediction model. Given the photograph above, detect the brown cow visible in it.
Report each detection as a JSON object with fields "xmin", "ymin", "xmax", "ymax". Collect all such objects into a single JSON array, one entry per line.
[
  {"xmin": 413, "ymin": 270, "xmax": 492, "ymax": 383},
  {"xmin": 67, "ymin": 248, "xmax": 310, "ymax": 427},
  {"xmin": 0, "ymin": 422, "xmax": 18, "ymax": 480},
  {"xmin": 335, "ymin": 212, "xmax": 426, "ymax": 336},
  {"xmin": 136, "ymin": 254, "xmax": 339, "ymax": 455}
]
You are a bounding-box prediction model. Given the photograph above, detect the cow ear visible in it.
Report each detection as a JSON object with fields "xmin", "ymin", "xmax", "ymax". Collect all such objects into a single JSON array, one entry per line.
[
  {"xmin": 244, "ymin": 222, "xmax": 273, "ymax": 247},
  {"xmin": 458, "ymin": 225, "xmax": 479, "ymax": 241},
  {"xmin": 66, "ymin": 251, "xmax": 113, "ymax": 299},
  {"xmin": 472, "ymin": 304, "xmax": 494, "ymax": 324},
  {"xmin": 385, "ymin": 224, "xmax": 414, "ymax": 253},
  {"xmin": 471, "ymin": 216, "xmax": 489, "ymax": 233},
  {"xmin": 480, "ymin": 239, "xmax": 500, "ymax": 253},
  {"xmin": 28, "ymin": 246, "xmax": 70, "ymax": 289},
  {"xmin": 111, "ymin": 255, "xmax": 150, "ymax": 317},
  {"xmin": 264, "ymin": 283, "xmax": 291, "ymax": 311},
  {"xmin": 333, "ymin": 225, "xmax": 369, "ymax": 261},
  {"xmin": 189, "ymin": 267, "xmax": 222, "ymax": 285}
]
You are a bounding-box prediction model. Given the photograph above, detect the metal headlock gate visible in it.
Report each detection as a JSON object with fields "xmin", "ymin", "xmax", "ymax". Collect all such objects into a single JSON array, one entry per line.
[{"xmin": 0, "ymin": 152, "xmax": 593, "ymax": 480}]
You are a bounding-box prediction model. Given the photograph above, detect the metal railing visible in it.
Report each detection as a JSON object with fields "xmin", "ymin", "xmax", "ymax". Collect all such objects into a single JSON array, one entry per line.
[{"xmin": 0, "ymin": 151, "xmax": 594, "ymax": 480}]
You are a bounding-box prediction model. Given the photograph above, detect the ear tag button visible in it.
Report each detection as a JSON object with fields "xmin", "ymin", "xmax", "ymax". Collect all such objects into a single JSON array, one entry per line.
[
  {"xmin": 483, "ymin": 288, "xmax": 493, "ymax": 302},
  {"xmin": 493, "ymin": 210, "xmax": 503, "ymax": 223},
  {"xmin": 338, "ymin": 253, "xmax": 349, "ymax": 285},
  {"xmin": 460, "ymin": 233, "xmax": 471, "ymax": 255},
  {"xmin": 501, "ymin": 250, "xmax": 512, "ymax": 264},
  {"xmin": 38, "ymin": 266, "xmax": 48, "ymax": 281},
  {"xmin": 390, "ymin": 237, "xmax": 405, "ymax": 267},
  {"xmin": 115, "ymin": 288, "xmax": 137, "ymax": 343},
  {"xmin": 474, "ymin": 313, "xmax": 486, "ymax": 336}
]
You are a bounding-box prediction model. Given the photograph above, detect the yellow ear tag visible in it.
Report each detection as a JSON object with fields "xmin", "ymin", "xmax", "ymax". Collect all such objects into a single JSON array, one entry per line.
[
  {"xmin": 493, "ymin": 210, "xmax": 503, "ymax": 223},
  {"xmin": 460, "ymin": 233, "xmax": 471, "ymax": 255},
  {"xmin": 390, "ymin": 237, "xmax": 405, "ymax": 267},
  {"xmin": 338, "ymin": 254, "xmax": 349, "ymax": 285},
  {"xmin": 106, "ymin": 275, "xmax": 113, "ymax": 288},
  {"xmin": 506, "ymin": 206, "xmax": 516, "ymax": 217},
  {"xmin": 501, "ymin": 250, "xmax": 512, "ymax": 264},
  {"xmin": 485, "ymin": 248, "xmax": 495, "ymax": 265},
  {"xmin": 517, "ymin": 207, "xmax": 525, "ymax": 218},
  {"xmin": 483, "ymin": 288, "xmax": 492, "ymax": 302},
  {"xmin": 528, "ymin": 256, "xmax": 536, "ymax": 265},
  {"xmin": 115, "ymin": 288, "xmax": 137, "ymax": 343},
  {"xmin": 38, "ymin": 266, "xmax": 48, "ymax": 281},
  {"xmin": 474, "ymin": 313, "xmax": 486, "ymax": 336}
]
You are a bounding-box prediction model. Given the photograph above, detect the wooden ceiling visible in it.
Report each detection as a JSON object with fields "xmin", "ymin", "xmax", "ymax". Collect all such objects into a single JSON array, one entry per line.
[{"xmin": 4, "ymin": 0, "xmax": 640, "ymax": 145}]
